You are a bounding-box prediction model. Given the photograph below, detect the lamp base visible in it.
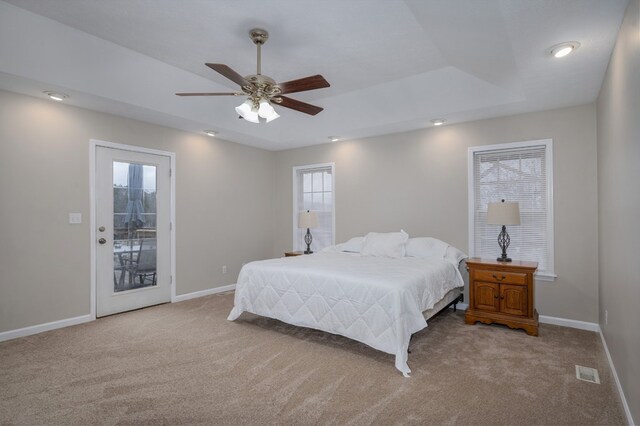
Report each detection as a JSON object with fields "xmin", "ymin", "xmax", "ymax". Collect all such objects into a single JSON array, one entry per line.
[
  {"xmin": 497, "ymin": 225, "xmax": 512, "ymax": 262},
  {"xmin": 304, "ymin": 228, "xmax": 313, "ymax": 255}
]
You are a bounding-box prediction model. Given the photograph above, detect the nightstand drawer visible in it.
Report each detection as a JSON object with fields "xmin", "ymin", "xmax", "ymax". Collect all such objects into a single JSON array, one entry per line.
[{"xmin": 474, "ymin": 269, "xmax": 527, "ymax": 285}]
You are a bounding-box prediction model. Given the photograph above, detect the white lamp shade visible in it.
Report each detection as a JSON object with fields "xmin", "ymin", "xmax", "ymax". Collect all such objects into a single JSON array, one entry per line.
[
  {"xmin": 298, "ymin": 210, "xmax": 319, "ymax": 229},
  {"xmin": 258, "ymin": 100, "xmax": 280, "ymax": 122},
  {"xmin": 487, "ymin": 201, "xmax": 520, "ymax": 225},
  {"xmin": 235, "ymin": 100, "xmax": 259, "ymax": 123}
]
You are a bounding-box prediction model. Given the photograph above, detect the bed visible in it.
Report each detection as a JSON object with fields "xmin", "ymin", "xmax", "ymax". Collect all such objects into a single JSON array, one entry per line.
[{"xmin": 228, "ymin": 235, "xmax": 466, "ymax": 377}]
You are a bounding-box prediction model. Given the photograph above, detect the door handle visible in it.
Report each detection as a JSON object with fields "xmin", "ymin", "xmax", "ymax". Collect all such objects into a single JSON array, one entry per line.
[
  {"xmin": 98, "ymin": 238, "xmax": 107, "ymax": 245},
  {"xmin": 492, "ymin": 274, "xmax": 506, "ymax": 281}
]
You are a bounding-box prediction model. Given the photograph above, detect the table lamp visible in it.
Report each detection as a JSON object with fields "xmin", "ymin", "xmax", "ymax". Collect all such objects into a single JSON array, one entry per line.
[
  {"xmin": 487, "ymin": 200, "xmax": 520, "ymax": 262},
  {"xmin": 298, "ymin": 210, "xmax": 319, "ymax": 254}
]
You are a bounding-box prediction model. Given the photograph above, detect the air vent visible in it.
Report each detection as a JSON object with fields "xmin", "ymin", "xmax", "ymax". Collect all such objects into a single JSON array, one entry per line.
[{"xmin": 575, "ymin": 365, "xmax": 600, "ymax": 384}]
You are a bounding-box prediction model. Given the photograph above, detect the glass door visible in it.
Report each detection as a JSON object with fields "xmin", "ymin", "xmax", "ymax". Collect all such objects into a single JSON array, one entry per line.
[{"xmin": 96, "ymin": 147, "xmax": 171, "ymax": 317}]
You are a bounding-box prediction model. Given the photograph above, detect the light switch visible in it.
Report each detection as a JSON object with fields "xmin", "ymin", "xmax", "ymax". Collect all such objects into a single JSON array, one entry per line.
[{"xmin": 69, "ymin": 213, "xmax": 82, "ymax": 224}]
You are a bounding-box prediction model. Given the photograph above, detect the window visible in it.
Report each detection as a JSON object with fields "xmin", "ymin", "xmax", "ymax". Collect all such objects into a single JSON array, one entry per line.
[
  {"xmin": 293, "ymin": 163, "xmax": 335, "ymax": 252},
  {"xmin": 468, "ymin": 140, "xmax": 555, "ymax": 280}
]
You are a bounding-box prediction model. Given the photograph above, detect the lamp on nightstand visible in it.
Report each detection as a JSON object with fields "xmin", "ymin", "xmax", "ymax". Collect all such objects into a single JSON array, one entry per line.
[
  {"xmin": 298, "ymin": 210, "xmax": 319, "ymax": 254},
  {"xmin": 487, "ymin": 199, "xmax": 520, "ymax": 262}
]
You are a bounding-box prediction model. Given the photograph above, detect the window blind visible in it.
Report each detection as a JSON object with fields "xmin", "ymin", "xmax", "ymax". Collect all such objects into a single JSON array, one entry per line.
[
  {"xmin": 472, "ymin": 144, "xmax": 553, "ymax": 275},
  {"xmin": 295, "ymin": 166, "xmax": 334, "ymax": 252}
]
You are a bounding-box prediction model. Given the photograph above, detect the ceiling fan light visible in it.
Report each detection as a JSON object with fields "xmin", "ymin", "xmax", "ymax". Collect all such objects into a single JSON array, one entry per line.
[
  {"xmin": 265, "ymin": 110, "xmax": 280, "ymax": 123},
  {"xmin": 244, "ymin": 110, "xmax": 260, "ymax": 123},
  {"xmin": 236, "ymin": 100, "xmax": 259, "ymax": 123},
  {"xmin": 258, "ymin": 100, "xmax": 280, "ymax": 122},
  {"xmin": 258, "ymin": 100, "xmax": 274, "ymax": 117}
]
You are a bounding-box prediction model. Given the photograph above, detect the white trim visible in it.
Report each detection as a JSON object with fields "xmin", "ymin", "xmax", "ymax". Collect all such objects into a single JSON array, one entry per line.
[
  {"xmin": 452, "ymin": 303, "xmax": 600, "ymax": 332},
  {"xmin": 89, "ymin": 142, "xmax": 97, "ymax": 320},
  {"xmin": 599, "ymin": 329, "xmax": 635, "ymax": 426},
  {"xmin": 538, "ymin": 315, "xmax": 599, "ymax": 331},
  {"xmin": 173, "ymin": 284, "xmax": 236, "ymax": 303},
  {"xmin": 451, "ymin": 302, "xmax": 469, "ymax": 310},
  {"xmin": 169, "ymin": 152, "xmax": 177, "ymax": 302},
  {"xmin": 292, "ymin": 162, "xmax": 336, "ymax": 251},
  {"xmin": 89, "ymin": 139, "xmax": 177, "ymax": 314},
  {"xmin": 467, "ymin": 139, "xmax": 555, "ymax": 278},
  {"xmin": 535, "ymin": 272, "xmax": 558, "ymax": 282},
  {"xmin": 0, "ymin": 314, "xmax": 93, "ymax": 342},
  {"xmin": 0, "ymin": 284, "xmax": 235, "ymax": 342}
]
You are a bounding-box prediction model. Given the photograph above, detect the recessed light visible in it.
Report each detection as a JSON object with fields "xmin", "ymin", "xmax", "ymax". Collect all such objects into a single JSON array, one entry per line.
[
  {"xmin": 204, "ymin": 130, "xmax": 217, "ymax": 137},
  {"xmin": 549, "ymin": 41, "xmax": 580, "ymax": 58},
  {"xmin": 329, "ymin": 136, "xmax": 340, "ymax": 142},
  {"xmin": 430, "ymin": 119, "xmax": 446, "ymax": 126},
  {"xmin": 43, "ymin": 91, "xmax": 68, "ymax": 101}
]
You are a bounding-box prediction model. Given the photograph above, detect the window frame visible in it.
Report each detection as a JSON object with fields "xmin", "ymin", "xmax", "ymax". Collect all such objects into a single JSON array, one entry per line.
[
  {"xmin": 292, "ymin": 162, "xmax": 336, "ymax": 251},
  {"xmin": 467, "ymin": 139, "xmax": 556, "ymax": 281}
]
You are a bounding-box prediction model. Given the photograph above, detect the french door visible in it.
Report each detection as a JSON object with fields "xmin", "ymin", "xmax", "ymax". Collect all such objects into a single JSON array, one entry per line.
[{"xmin": 95, "ymin": 146, "xmax": 171, "ymax": 317}]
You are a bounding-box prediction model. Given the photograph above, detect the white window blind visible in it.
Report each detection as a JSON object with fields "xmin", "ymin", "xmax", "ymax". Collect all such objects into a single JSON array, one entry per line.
[
  {"xmin": 470, "ymin": 140, "xmax": 555, "ymax": 278},
  {"xmin": 293, "ymin": 164, "xmax": 334, "ymax": 252}
]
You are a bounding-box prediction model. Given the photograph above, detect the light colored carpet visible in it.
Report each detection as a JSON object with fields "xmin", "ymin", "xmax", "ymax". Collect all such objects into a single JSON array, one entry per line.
[{"xmin": 0, "ymin": 292, "xmax": 626, "ymax": 425}]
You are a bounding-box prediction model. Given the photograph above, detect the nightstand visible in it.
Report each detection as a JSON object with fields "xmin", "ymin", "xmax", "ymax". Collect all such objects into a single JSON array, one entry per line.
[
  {"xmin": 465, "ymin": 258, "xmax": 539, "ymax": 336},
  {"xmin": 284, "ymin": 251, "xmax": 303, "ymax": 257}
]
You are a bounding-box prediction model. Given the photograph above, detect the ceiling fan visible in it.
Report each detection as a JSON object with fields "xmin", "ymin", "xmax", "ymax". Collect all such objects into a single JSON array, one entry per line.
[{"xmin": 176, "ymin": 28, "xmax": 330, "ymax": 123}]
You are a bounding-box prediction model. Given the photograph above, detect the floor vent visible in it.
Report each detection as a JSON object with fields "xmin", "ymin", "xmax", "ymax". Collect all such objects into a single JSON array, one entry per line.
[{"xmin": 575, "ymin": 365, "xmax": 600, "ymax": 384}]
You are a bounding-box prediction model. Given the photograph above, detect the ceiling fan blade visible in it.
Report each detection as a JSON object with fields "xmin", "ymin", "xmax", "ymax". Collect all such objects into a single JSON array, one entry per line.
[
  {"xmin": 278, "ymin": 75, "xmax": 330, "ymax": 95},
  {"xmin": 206, "ymin": 63, "xmax": 252, "ymax": 88},
  {"xmin": 175, "ymin": 92, "xmax": 242, "ymax": 96},
  {"xmin": 276, "ymin": 96, "xmax": 324, "ymax": 116}
]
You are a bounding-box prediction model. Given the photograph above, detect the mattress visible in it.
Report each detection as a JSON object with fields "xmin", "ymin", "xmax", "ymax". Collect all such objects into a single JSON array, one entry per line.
[{"xmin": 228, "ymin": 251, "xmax": 464, "ymax": 376}]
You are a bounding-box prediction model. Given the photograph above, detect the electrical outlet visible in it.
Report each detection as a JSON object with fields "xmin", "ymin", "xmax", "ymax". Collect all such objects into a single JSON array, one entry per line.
[
  {"xmin": 605, "ymin": 310, "xmax": 608, "ymax": 325},
  {"xmin": 222, "ymin": 265, "xmax": 227, "ymax": 274},
  {"xmin": 68, "ymin": 213, "xmax": 82, "ymax": 224}
]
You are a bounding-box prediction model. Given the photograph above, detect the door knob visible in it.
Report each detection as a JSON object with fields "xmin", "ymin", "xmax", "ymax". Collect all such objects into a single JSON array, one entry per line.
[
  {"xmin": 98, "ymin": 226, "xmax": 105, "ymax": 232},
  {"xmin": 98, "ymin": 238, "xmax": 107, "ymax": 244}
]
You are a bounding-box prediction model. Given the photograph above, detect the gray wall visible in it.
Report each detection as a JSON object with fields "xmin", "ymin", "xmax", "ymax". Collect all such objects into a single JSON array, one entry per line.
[
  {"xmin": 597, "ymin": 0, "xmax": 640, "ymax": 422},
  {"xmin": 0, "ymin": 90, "xmax": 275, "ymax": 332},
  {"xmin": 274, "ymin": 104, "xmax": 599, "ymax": 323}
]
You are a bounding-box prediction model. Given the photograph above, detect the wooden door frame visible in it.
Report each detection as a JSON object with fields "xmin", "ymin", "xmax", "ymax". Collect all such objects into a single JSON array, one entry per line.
[{"xmin": 89, "ymin": 139, "xmax": 176, "ymax": 320}]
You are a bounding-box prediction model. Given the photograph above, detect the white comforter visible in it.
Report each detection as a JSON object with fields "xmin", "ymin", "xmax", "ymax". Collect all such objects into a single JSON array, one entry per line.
[{"xmin": 227, "ymin": 252, "xmax": 464, "ymax": 376}]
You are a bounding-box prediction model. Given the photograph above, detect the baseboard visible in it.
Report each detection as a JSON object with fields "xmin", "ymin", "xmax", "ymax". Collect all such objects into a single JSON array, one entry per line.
[
  {"xmin": 452, "ymin": 303, "xmax": 632, "ymax": 423},
  {"xmin": 0, "ymin": 285, "xmax": 237, "ymax": 342},
  {"xmin": 450, "ymin": 303, "xmax": 600, "ymax": 332},
  {"xmin": 0, "ymin": 314, "xmax": 93, "ymax": 342},
  {"xmin": 452, "ymin": 302, "xmax": 469, "ymax": 311},
  {"xmin": 538, "ymin": 315, "xmax": 600, "ymax": 331},
  {"xmin": 599, "ymin": 329, "xmax": 635, "ymax": 426},
  {"xmin": 172, "ymin": 284, "xmax": 236, "ymax": 303}
]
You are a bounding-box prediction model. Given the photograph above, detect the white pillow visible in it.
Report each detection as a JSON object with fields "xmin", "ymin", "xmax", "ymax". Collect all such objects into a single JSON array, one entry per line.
[
  {"xmin": 341, "ymin": 237, "xmax": 365, "ymax": 253},
  {"xmin": 445, "ymin": 245, "xmax": 468, "ymax": 266},
  {"xmin": 361, "ymin": 230, "xmax": 409, "ymax": 258},
  {"xmin": 320, "ymin": 244, "xmax": 341, "ymax": 253},
  {"xmin": 405, "ymin": 237, "xmax": 449, "ymax": 259}
]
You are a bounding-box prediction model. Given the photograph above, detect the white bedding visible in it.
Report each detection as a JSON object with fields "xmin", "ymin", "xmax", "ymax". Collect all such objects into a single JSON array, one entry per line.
[{"xmin": 228, "ymin": 251, "xmax": 464, "ymax": 376}]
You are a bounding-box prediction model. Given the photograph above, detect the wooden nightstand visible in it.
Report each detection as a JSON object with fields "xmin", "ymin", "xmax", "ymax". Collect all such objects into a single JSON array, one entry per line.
[
  {"xmin": 465, "ymin": 258, "xmax": 539, "ymax": 336},
  {"xmin": 284, "ymin": 251, "xmax": 303, "ymax": 257}
]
